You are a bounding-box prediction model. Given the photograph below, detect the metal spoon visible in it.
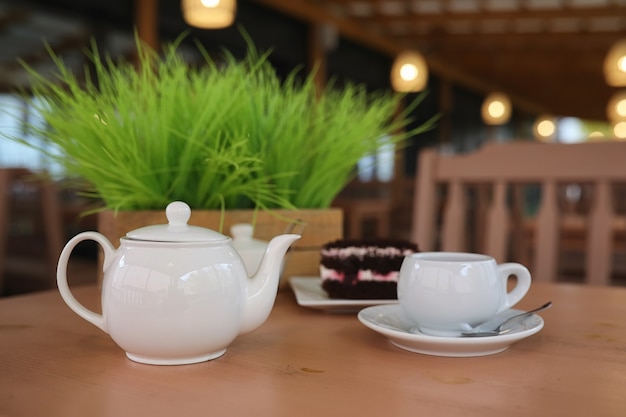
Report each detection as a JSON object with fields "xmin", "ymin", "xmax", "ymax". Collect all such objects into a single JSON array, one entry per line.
[{"xmin": 461, "ymin": 301, "xmax": 553, "ymax": 337}]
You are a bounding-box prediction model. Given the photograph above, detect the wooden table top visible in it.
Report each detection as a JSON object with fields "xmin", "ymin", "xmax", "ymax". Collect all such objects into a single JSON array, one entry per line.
[{"xmin": 1, "ymin": 281, "xmax": 625, "ymax": 417}]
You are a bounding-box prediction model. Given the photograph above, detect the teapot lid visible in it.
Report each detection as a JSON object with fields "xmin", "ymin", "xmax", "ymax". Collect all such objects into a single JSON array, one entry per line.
[{"xmin": 125, "ymin": 201, "xmax": 229, "ymax": 242}]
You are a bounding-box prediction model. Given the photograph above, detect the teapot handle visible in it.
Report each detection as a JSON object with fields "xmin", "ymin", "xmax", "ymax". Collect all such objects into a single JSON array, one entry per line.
[{"xmin": 56, "ymin": 231, "xmax": 116, "ymax": 332}]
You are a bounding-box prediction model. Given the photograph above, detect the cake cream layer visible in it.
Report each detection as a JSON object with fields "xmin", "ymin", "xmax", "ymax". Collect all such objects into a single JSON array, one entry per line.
[{"xmin": 320, "ymin": 266, "xmax": 399, "ymax": 282}]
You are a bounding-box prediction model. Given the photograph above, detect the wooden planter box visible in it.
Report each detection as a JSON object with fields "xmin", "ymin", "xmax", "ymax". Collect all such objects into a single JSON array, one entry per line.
[{"xmin": 97, "ymin": 208, "xmax": 343, "ymax": 286}]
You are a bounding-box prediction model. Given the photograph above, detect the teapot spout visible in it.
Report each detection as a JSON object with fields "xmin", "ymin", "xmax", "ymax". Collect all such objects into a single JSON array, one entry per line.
[{"xmin": 239, "ymin": 233, "xmax": 301, "ymax": 335}]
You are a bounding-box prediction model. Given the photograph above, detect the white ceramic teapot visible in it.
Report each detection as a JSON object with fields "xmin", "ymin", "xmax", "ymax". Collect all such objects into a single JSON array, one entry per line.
[{"xmin": 56, "ymin": 201, "xmax": 300, "ymax": 365}]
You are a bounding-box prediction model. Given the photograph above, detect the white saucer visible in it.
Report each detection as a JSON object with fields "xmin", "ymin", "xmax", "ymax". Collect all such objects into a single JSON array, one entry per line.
[
  {"xmin": 358, "ymin": 305, "xmax": 544, "ymax": 357},
  {"xmin": 289, "ymin": 277, "xmax": 398, "ymax": 313}
]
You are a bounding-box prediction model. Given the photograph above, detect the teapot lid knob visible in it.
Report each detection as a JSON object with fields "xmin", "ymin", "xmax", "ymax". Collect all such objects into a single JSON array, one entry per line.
[
  {"xmin": 166, "ymin": 201, "xmax": 191, "ymax": 231},
  {"xmin": 125, "ymin": 201, "xmax": 229, "ymax": 242}
]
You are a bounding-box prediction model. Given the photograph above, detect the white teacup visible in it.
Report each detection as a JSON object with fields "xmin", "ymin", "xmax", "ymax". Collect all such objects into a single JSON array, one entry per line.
[{"xmin": 397, "ymin": 252, "xmax": 531, "ymax": 337}]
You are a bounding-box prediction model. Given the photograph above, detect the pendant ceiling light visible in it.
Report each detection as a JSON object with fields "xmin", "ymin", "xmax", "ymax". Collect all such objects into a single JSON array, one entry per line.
[
  {"xmin": 607, "ymin": 90, "xmax": 626, "ymax": 123},
  {"xmin": 613, "ymin": 121, "xmax": 626, "ymax": 139},
  {"xmin": 481, "ymin": 92, "xmax": 512, "ymax": 125},
  {"xmin": 391, "ymin": 51, "xmax": 428, "ymax": 92},
  {"xmin": 604, "ymin": 39, "xmax": 626, "ymax": 87},
  {"xmin": 182, "ymin": 0, "xmax": 236, "ymax": 29},
  {"xmin": 533, "ymin": 115, "xmax": 557, "ymax": 142}
]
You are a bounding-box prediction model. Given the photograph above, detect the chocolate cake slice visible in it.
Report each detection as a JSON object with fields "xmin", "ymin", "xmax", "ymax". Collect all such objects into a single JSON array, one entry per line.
[{"xmin": 319, "ymin": 239, "xmax": 419, "ymax": 299}]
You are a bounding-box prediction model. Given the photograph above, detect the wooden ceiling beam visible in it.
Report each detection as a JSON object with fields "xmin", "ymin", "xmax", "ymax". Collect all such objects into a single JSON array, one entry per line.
[
  {"xmin": 254, "ymin": 0, "xmax": 547, "ymax": 114},
  {"xmin": 348, "ymin": 6, "xmax": 626, "ymax": 23},
  {"xmin": 254, "ymin": 0, "xmax": 401, "ymax": 55},
  {"xmin": 255, "ymin": 0, "xmax": 617, "ymax": 120},
  {"xmin": 395, "ymin": 31, "xmax": 625, "ymax": 45},
  {"xmin": 135, "ymin": 0, "xmax": 159, "ymax": 53},
  {"xmin": 400, "ymin": 36, "xmax": 620, "ymax": 60}
]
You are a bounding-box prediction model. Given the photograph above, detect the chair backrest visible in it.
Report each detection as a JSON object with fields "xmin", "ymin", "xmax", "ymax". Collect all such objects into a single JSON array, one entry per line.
[
  {"xmin": 411, "ymin": 140, "xmax": 626, "ymax": 285},
  {"xmin": 0, "ymin": 168, "xmax": 63, "ymax": 294}
]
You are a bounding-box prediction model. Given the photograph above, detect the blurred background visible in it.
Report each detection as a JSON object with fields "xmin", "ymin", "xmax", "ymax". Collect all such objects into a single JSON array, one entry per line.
[{"xmin": 1, "ymin": 0, "xmax": 625, "ymax": 295}]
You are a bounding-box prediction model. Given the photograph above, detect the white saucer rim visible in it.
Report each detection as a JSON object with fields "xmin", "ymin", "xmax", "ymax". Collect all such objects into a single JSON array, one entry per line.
[{"xmin": 358, "ymin": 304, "xmax": 544, "ymax": 345}]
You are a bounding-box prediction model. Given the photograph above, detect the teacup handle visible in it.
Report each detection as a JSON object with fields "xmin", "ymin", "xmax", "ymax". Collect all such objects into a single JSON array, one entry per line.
[
  {"xmin": 496, "ymin": 262, "xmax": 532, "ymax": 313},
  {"xmin": 57, "ymin": 231, "xmax": 116, "ymax": 332}
]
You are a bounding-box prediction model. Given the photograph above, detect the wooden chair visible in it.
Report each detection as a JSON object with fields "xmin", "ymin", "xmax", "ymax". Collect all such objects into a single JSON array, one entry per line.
[
  {"xmin": 411, "ymin": 141, "xmax": 626, "ymax": 285},
  {"xmin": 0, "ymin": 168, "xmax": 64, "ymax": 295}
]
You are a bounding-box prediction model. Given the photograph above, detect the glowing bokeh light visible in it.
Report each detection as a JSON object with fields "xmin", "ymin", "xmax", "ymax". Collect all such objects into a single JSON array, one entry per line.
[
  {"xmin": 400, "ymin": 63, "xmax": 418, "ymax": 81},
  {"xmin": 614, "ymin": 121, "xmax": 626, "ymax": 139}
]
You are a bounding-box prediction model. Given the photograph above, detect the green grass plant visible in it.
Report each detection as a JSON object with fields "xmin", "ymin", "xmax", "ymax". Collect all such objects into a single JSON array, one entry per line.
[{"xmin": 9, "ymin": 34, "xmax": 436, "ymax": 211}]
